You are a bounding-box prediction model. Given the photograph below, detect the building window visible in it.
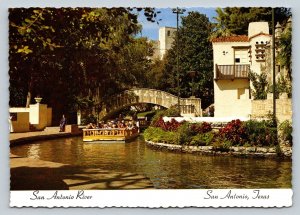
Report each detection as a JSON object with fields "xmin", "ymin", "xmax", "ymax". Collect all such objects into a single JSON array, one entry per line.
[
  {"xmin": 234, "ymin": 49, "xmax": 248, "ymax": 64},
  {"xmin": 167, "ymin": 30, "xmax": 170, "ymax": 36}
]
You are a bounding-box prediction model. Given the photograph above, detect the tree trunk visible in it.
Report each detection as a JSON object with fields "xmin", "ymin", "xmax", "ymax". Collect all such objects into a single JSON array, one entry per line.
[
  {"xmin": 26, "ymin": 91, "xmax": 31, "ymax": 108},
  {"xmin": 26, "ymin": 78, "xmax": 33, "ymax": 108}
]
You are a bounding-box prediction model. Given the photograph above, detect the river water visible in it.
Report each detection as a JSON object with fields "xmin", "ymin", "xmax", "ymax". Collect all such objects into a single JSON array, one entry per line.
[{"xmin": 10, "ymin": 136, "xmax": 291, "ymax": 189}]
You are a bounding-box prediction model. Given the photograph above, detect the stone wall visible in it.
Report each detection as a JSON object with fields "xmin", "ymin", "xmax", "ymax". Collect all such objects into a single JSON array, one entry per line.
[
  {"xmin": 251, "ymin": 94, "xmax": 292, "ymax": 122},
  {"xmin": 9, "ymin": 103, "xmax": 53, "ymax": 132},
  {"xmin": 146, "ymin": 141, "xmax": 291, "ymax": 159},
  {"xmin": 11, "ymin": 112, "xmax": 30, "ymax": 132}
]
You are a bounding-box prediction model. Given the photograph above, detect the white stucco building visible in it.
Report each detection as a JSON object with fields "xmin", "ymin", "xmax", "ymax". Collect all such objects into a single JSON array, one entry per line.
[{"xmin": 211, "ymin": 22, "xmax": 275, "ymax": 118}]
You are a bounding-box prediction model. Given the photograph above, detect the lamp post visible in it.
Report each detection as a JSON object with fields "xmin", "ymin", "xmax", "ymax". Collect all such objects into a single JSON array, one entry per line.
[
  {"xmin": 172, "ymin": 7, "xmax": 186, "ymax": 114},
  {"xmin": 188, "ymin": 70, "xmax": 196, "ymax": 97},
  {"xmin": 272, "ymin": 8, "xmax": 276, "ymax": 124}
]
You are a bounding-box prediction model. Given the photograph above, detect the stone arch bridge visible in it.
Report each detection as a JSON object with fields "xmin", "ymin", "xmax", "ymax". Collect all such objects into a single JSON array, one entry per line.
[{"xmin": 102, "ymin": 88, "xmax": 202, "ymax": 120}]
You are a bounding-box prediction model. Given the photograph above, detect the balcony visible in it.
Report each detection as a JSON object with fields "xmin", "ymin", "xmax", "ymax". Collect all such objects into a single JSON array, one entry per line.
[{"xmin": 215, "ymin": 64, "xmax": 250, "ymax": 80}]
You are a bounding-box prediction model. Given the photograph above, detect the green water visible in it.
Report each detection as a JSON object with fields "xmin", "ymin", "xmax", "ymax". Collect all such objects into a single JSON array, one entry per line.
[{"xmin": 10, "ymin": 136, "xmax": 292, "ymax": 189}]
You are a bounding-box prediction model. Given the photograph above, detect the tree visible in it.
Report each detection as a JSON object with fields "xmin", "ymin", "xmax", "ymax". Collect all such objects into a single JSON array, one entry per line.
[
  {"xmin": 211, "ymin": 7, "xmax": 291, "ymax": 38},
  {"xmin": 9, "ymin": 8, "xmax": 157, "ymax": 123},
  {"xmin": 277, "ymin": 21, "xmax": 292, "ymax": 81},
  {"xmin": 249, "ymin": 71, "xmax": 268, "ymax": 100},
  {"xmin": 160, "ymin": 11, "xmax": 214, "ymax": 109}
]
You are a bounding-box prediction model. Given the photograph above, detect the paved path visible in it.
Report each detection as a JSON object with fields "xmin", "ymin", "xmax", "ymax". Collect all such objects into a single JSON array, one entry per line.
[
  {"xmin": 10, "ymin": 127, "xmax": 62, "ymax": 141},
  {"xmin": 10, "ymin": 128, "xmax": 154, "ymax": 190},
  {"xmin": 10, "ymin": 127, "xmax": 81, "ymax": 145}
]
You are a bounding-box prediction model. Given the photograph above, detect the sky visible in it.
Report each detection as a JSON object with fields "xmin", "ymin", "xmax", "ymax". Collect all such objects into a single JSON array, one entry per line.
[{"xmin": 137, "ymin": 7, "xmax": 217, "ymax": 40}]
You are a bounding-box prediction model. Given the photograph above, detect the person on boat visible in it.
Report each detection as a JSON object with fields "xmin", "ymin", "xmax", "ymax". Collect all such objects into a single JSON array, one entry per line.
[
  {"xmin": 118, "ymin": 114, "xmax": 123, "ymax": 122},
  {"xmin": 59, "ymin": 114, "xmax": 66, "ymax": 132},
  {"xmin": 118, "ymin": 120, "xmax": 125, "ymax": 128},
  {"xmin": 86, "ymin": 123, "xmax": 96, "ymax": 129},
  {"xmin": 98, "ymin": 121, "xmax": 104, "ymax": 128}
]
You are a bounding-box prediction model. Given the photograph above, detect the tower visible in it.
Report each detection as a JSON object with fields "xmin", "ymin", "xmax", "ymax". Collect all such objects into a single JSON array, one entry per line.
[{"xmin": 158, "ymin": 27, "xmax": 177, "ymax": 59}]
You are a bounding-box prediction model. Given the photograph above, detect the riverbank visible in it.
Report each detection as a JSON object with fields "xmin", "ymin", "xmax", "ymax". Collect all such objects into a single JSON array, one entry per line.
[
  {"xmin": 10, "ymin": 128, "xmax": 154, "ymax": 190},
  {"xmin": 10, "ymin": 126, "xmax": 82, "ymax": 146},
  {"xmin": 146, "ymin": 140, "xmax": 292, "ymax": 160}
]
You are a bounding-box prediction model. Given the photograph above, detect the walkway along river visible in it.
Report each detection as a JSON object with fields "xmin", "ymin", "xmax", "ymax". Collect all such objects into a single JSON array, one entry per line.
[{"xmin": 10, "ymin": 136, "xmax": 291, "ymax": 189}]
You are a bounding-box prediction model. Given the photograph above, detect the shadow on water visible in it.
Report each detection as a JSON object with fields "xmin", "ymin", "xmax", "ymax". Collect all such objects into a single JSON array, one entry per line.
[{"xmin": 11, "ymin": 164, "xmax": 153, "ymax": 190}]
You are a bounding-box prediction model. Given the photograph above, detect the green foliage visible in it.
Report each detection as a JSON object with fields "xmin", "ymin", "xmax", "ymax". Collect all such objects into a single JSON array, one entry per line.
[
  {"xmin": 249, "ymin": 71, "xmax": 268, "ymax": 100},
  {"xmin": 144, "ymin": 127, "xmax": 178, "ymax": 144},
  {"xmin": 150, "ymin": 110, "xmax": 165, "ymax": 126},
  {"xmin": 244, "ymin": 120, "xmax": 277, "ymax": 146},
  {"xmin": 190, "ymin": 132, "xmax": 215, "ymax": 146},
  {"xmin": 150, "ymin": 106, "xmax": 181, "ymax": 125},
  {"xmin": 9, "ymin": 8, "xmax": 156, "ymax": 123},
  {"xmin": 81, "ymin": 114, "xmax": 97, "ymax": 125},
  {"xmin": 212, "ymin": 138, "xmax": 232, "ymax": 152},
  {"xmin": 145, "ymin": 119, "xmax": 280, "ymax": 150},
  {"xmin": 159, "ymin": 11, "xmax": 214, "ymax": 108},
  {"xmin": 177, "ymin": 123, "xmax": 193, "ymax": 145},
  {"xmin": 164, "ymin": 106, "xmax": 181, "ymax": 117},
  {"xmin": 279, "ymin": 120, "xmax": 293, "ymax": 146},
  {"xmin": 277, "ymin": 24, "xmax": 292, "ymax": 81},
  {"xmin": 268, "ymin": 74, "xmax": 292, "ymax": 99},
  {"xmin": 211, "ymin": 7, "xmax": 291, "ymax": 38}
]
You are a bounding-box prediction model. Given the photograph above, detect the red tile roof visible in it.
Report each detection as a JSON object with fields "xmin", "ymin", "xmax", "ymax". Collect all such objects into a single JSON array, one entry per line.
[{"xmin": 211, "ymin": 35, "xmax": 249, "ymax": 43}]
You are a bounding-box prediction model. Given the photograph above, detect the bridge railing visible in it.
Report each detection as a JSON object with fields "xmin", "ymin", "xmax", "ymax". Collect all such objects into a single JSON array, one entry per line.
[
  {"xmin": 103, "ymin": 88, "xmax": 202, "ymax": 119},
  {"xmin": 180, "ymin": 105, "xmax": 195, "ymax": 114}
]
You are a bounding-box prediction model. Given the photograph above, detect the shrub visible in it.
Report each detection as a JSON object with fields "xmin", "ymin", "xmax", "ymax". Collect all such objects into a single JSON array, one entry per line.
[
  {"xmin": 279, "ymin": 120, "xmax": 292, "ymax": 146},
  {"xmin": 190, "ymin": 122, "xmax": 212, "ymax": 134},
  {"xmin": 177, "ymin": 123, "xmax": 193, "ymax": 145},
  {"xmin": 152, "ymin": 116, "xmax": 184, "ymax": 132},
  {"xmin": 164, "ymin": 105, "xmax": 181, "ymax": 117},
  {"xmin": 218, "ymin": 120, "xmax": 247, "ymax": 146},
  {"xmin": 190, "ymin": 132, "xmax": 215, "ymax": 146},
  {"xmin": 144, "ymin": 127, "xmax": 178, "ymax": 144},
  {"xmin": 244, "ymin": 120, "xmax": 277, "ymax": 147},
  {"xmin": 212, "ymin": 138, "xmax": 232, "ymax": 152},
  {"xmin": 150, "ymin": 110, "xmax": 165, "ymax": 126}
]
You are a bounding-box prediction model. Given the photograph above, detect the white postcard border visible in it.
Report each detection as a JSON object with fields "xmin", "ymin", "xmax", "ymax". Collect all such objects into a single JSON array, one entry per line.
[{"xmin": 10, "ymin": 189, "xmax": 292, "ymax": 208}]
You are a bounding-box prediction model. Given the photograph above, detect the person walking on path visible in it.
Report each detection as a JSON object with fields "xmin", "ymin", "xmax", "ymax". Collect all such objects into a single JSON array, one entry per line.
[{"xmin": 59, "ymin": 114, "xmax": 66, "ymax": 132}]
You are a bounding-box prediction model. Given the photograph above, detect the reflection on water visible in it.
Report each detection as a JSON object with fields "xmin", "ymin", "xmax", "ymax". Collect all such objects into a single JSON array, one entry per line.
[{"xmin": 11, "ymin": 136, "xmax": 292, "ymax": 189}]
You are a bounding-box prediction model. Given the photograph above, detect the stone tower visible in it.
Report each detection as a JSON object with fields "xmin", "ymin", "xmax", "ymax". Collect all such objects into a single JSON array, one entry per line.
[{"xmin": 158, "ymin": 26, "xmax": 177, "ymax": 59}]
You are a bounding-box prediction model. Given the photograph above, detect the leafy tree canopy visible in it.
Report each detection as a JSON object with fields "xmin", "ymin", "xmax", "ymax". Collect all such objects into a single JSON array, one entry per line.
[
  {"xmin": 160, "ymin": 11, "xmax": 214, "ymax": 109},
  {"xmin": 9, "ymin": 7, "xmax": 157, "ymax": 123},
  {"xmin": 211, "ymin": 7, "xmax": 291, "ymax": 38}
]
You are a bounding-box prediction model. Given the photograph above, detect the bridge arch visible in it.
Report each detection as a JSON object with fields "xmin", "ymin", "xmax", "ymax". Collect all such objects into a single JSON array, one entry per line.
[{"xmin": 102, "ymin": 88, "xmax": 202, "ymax": 120}]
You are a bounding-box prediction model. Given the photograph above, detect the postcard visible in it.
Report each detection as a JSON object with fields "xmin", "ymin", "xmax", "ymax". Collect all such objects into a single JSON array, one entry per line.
[{"xmin": 8, "ymin": 4, "xmax": 292, "ymax": 208}]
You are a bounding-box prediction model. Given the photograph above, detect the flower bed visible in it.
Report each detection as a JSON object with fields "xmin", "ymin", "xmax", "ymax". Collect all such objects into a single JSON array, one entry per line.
[{"xmin": 144, "ymin": 116, "xmax": 292, "ymax": 157}]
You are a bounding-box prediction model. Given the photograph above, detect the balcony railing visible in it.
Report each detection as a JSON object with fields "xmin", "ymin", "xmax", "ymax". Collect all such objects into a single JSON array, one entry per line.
[{"xmin": 215, "ymin": 64, "xmax": 250, "ymax": 80}]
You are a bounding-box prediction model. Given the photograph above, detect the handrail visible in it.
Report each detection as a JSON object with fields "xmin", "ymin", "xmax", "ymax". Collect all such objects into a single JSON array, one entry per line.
[{"xmin": 82, "ymin": 127, "xmax": 139, "ymax": 140}]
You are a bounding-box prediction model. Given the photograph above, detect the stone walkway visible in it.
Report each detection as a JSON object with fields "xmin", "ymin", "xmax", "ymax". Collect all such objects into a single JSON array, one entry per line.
[
  {"xmin": 10, "ymin": 126, "xmax": 79, "ymax": 145},
  {"xmin": 10, "ymin": 127, "xmax": 62, "ymax": 141},
  {"xmin": 10, "ymin": 128, "xmax": 154, "ymax": 190}
]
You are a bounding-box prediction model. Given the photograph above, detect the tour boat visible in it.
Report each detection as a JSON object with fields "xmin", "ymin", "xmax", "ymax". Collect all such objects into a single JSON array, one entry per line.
[{"xmin": 82, "ymin": 127, "xmax": 139, "ymax": 142}]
